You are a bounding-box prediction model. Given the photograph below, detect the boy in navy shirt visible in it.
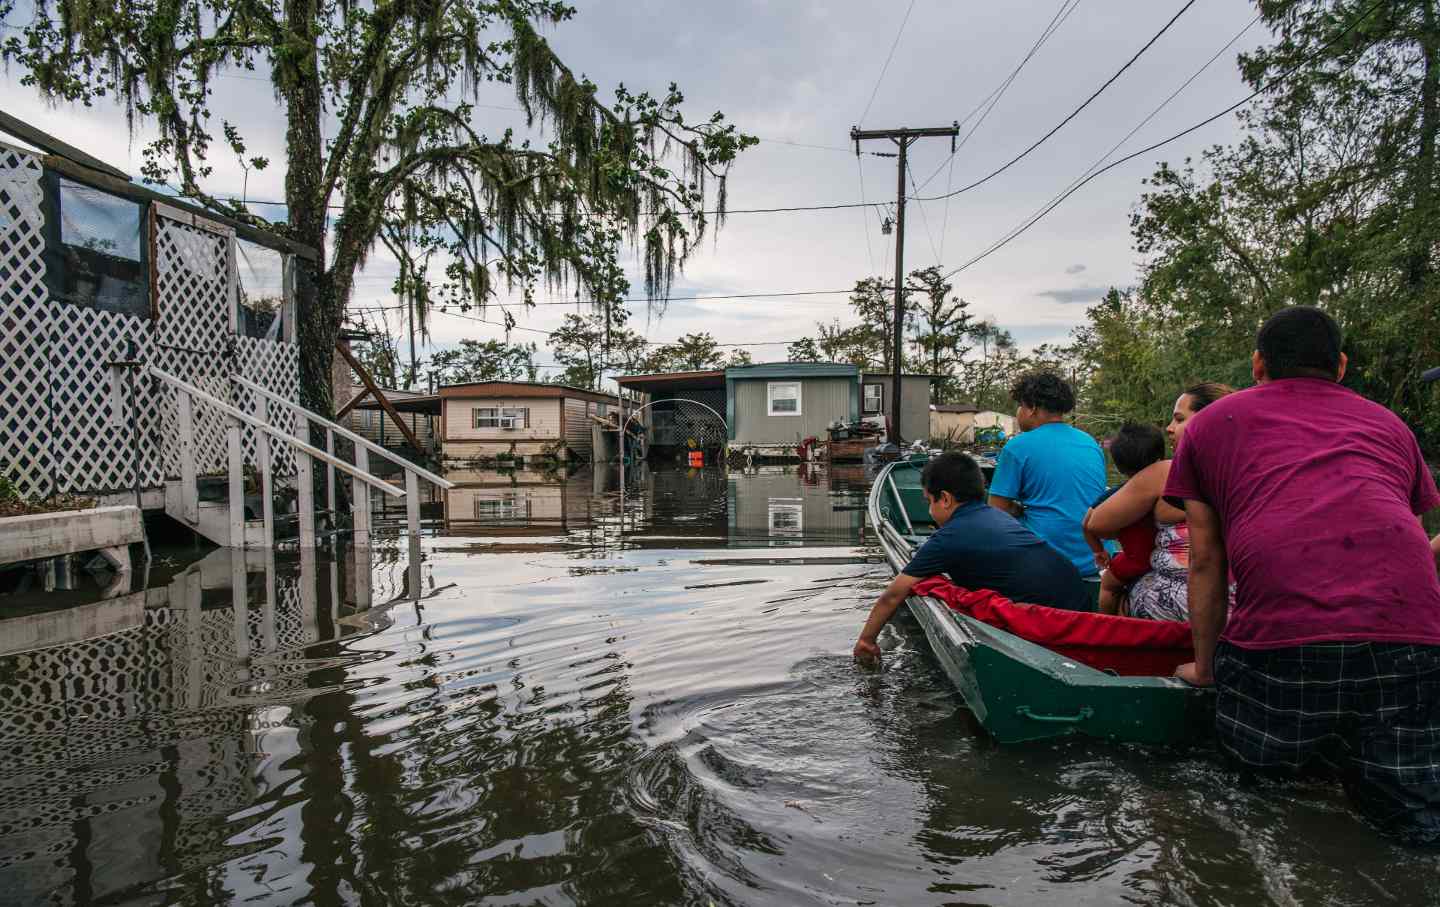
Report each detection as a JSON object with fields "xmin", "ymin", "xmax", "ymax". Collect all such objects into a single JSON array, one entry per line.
[{"xmin": 854, "ymin": 453, "xmax": 1090, "ymax": 662}]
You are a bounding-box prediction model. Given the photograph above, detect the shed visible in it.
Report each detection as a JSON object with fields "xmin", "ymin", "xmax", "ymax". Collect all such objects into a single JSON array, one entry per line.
[
  {"xmin": 438, "ymin": 381, "xmax": 619, "ymax": 464},
  {"xmin": 860, "ymin": 373, "xmax": 937, "ymax": 442}
]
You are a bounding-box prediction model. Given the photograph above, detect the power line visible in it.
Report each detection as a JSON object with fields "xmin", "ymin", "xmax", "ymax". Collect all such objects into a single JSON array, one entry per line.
[
  {"xmin": 939, "ymin": 0, "xmax": 1386, "ymax": 281},
  {"xmin": 858, "ymin": 0, "xmax": 919, "ymax": 126},
  {"xmin": 424, "ymin": 305, "xmax": 805, "ymax": 347},
  {"xmin": 915, "ymin": 0, "xmax": 1081, "ymax": 195},
  {"xmin": 914, "ymin": 0, "xmax": 1199, "ymax": 204},
  {"xmin": 349, "ymin": 288, "xmax": 861, "ymax": 305},
  {"xmin": 856, "ymin": 156, "xmax": 877, "ymax": 273},
  {"xmin": 906, "ymin": 160, "xmax": 943, "ymax": 266}
]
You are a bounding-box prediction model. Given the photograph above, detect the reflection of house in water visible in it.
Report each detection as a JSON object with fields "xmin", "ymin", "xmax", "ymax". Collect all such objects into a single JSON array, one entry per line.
[
  {"xmin": 727, "ymin": 467, "xmax": 866, "ymax": 545},
  {"xmin": 0, "ymin": 545, "xmax": 415, "ymax": 903},
  {"xmin": 442, "ymin": 466, "xmax": 617, "ymax": 535},
  {"xmin": 437, "ymin": 464, "xmax": 871, "ymax": 547}
]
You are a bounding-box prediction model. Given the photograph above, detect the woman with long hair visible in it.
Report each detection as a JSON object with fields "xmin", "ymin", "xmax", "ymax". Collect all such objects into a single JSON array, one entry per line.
[{"xmin": 1084, "ymin": 383, "xmax": 1234, "ymax": 620}]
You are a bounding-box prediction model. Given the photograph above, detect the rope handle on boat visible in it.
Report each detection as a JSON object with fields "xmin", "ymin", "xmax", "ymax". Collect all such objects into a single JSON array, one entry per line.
[{"xmin": 1014, "ymin": 705, "xmax": 1094, "ymax": 724}]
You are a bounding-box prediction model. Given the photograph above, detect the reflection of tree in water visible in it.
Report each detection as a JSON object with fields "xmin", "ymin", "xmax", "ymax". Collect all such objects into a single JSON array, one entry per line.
[
  {"xmin": 289, "ymin": 610, "xmax": 708, "ymax": 903},
  {"xmin": 0, "ymin": 547, "xmax": 380, "ymax": 903}
]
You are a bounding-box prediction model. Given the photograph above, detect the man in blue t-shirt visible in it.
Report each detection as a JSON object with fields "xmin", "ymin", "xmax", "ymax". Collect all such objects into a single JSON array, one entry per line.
[
  {"xmin": 987, "ymin": 371, "xmax": 1106, "ymax": 581},
  {"xmin": 854, "ymin": 453, "xmax": 1090, "ymax": 661}
]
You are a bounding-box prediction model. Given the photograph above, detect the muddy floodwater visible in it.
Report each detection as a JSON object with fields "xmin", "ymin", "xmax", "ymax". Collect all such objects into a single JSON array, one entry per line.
[{"xmin": 2, "ymin": 464, "xmax": 1439, "ymax": 905}]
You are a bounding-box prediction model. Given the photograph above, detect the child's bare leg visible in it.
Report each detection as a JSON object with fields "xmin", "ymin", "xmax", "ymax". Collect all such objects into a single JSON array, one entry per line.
[{"xmin": 1098, "ymin": 569, "xmax": 1124, "ymax": 615}]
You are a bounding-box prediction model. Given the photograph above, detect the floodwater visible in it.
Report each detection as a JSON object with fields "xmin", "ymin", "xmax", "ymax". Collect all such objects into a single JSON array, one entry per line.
[{"xmin": 2, "ymin": 464, "xmax": 1439, "ymax": 905}]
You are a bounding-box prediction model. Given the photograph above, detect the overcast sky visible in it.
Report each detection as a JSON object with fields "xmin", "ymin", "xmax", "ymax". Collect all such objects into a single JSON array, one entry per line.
[{"xmin": 2, "ymin": 0, "xmax": 1267, "ymax": 380}]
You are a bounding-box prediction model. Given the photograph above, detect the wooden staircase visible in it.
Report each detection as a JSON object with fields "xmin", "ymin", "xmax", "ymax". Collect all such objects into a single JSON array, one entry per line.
[{"xmin": 153, "ymin": 367, "xmax": 453, "ymax": 549}]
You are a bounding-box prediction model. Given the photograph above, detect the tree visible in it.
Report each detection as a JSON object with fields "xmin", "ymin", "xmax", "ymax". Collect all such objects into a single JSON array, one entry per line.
[
  {"xmin": 550, "ymin": 312, "xmax": 610, "ymax": 390},
  {"xmin": 786, "ymin": 337, "xmax": 821, "ymax": 362},
  {"xmin": 348, "ymin": 310, "xmax": 404, "ymax": 388},
  {"xmin": 549, "ymin": 300, "xmax": 648, "ymax": 389},
  {"xmin": 848, "ymin": 276, "xmax": 908, "ymax": 374},
  {"xmin": 3, "ymin": 0, "xmax": 756, "ymax": 411},
  {"xmin": 428, "ymin": 339, "xmax": 539, "ymax": 385},
  {"xmin": 647, "ymin": 332, "xmax": 723, "ymax": 371},
  {"xmin": 906, "ymin": 266, "xmax": 973, "ymax": 401}
]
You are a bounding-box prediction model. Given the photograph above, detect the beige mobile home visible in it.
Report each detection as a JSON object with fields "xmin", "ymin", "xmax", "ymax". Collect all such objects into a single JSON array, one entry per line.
[{"xmin": 439, "ymin": 382, "xmax": 618, "ymax": 464}]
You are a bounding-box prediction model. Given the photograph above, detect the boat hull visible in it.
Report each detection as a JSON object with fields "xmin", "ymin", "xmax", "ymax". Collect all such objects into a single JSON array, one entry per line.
[{"xmin": 868, "ymin": 459, "xmax": 1213, "ymax": 745}]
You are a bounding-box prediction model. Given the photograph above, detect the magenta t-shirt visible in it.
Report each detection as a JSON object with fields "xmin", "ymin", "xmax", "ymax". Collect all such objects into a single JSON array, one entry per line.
[{"xmin": 1164, "ymin": 378, "xmax": 1440, "ymax": 649}]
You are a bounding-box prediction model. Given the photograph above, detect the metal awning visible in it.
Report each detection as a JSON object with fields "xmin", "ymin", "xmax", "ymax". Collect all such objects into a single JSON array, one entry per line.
[
  {"xmin": 351, "ymin": 394, "xmax": 440, "ymax": 415},
  {"xmin": 614, "ymin": 369, "xmax": 725, "ymax": 394}
]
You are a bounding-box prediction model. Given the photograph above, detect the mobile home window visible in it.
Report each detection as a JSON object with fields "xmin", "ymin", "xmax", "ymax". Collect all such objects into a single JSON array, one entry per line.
[
  {"xmin": 48, "ymin": 177, "xmax": 149, "ymax": 318},
  {"xmin": 767, "ymin": 382, "xmax": 801, "ymax": 416},
  {"xmin": 863, "ymin": 383, "xmax": 884, "ymax": 414},
  {"xmin": 473, "ymin": 407, "xmax": 529, "ymax": 429}
]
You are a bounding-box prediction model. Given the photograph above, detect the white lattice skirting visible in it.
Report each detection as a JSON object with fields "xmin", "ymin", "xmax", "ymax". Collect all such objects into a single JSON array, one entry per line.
[{"xmin": 0, "ymin": 143, "xmax": 302, "ymax": 498}]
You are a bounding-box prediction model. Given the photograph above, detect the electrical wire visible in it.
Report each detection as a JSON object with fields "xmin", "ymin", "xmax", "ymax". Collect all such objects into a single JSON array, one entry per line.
[
  {"xmin": 425, "ymin": 305, "xmax": 804, "ymax": 347},
  {"xmin": 939, "ymin": 0, "xmax": 1386, "ymax": 281},
  {"xmin": 856, "ymin": 156, "xmax": 877, "ymax": 273},
  {"xmin": 348, "ymin": 288, "xmax": 862, "ymax": 305},
  {"xmin": 914, "ymin": 0, "xmax": 1081, "ymax": 195},
  {"xmin": 914, "ymin": 0, "xmax": 1199, "ymax": 204},
  {"xmin": 906, "ymin": 160, "xmax": 943, "ymax": 266},
  {"xmin": 858, "ymin": 0, "xmax": 920, "ymax": 126}
]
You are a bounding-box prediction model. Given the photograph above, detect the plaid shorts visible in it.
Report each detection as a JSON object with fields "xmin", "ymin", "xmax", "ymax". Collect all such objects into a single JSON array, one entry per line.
[{"xmin": 1214, "ymin": 640, "xmax": 1440, "ymax": 844}]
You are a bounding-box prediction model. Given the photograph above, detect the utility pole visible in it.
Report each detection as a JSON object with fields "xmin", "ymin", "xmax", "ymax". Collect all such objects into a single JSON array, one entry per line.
[{"xmin": 852, "ymin": 123, "xmax": 958, "ymax": 444}]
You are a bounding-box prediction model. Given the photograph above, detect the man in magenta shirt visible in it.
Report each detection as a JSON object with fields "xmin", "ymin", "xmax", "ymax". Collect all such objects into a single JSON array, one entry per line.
[{"xmin": 1165, "ymin": 306, "xmax": 1440, "ymax": 843}]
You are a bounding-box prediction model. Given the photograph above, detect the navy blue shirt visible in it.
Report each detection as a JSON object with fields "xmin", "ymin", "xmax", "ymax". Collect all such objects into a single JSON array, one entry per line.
[{"xmin": 901, "ymin": 501, "xmax": 1091, "ymax": 611}]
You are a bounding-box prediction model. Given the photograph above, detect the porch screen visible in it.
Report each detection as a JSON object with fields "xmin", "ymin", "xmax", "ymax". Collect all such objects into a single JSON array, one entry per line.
[{"xmin": 51, "ymin": 177, "xmax": 148, "ymax": 318}]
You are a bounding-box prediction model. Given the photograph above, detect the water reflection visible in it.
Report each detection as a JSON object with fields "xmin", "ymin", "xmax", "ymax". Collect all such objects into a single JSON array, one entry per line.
[
  {"xmin": 4, "ymin": 465, "xmax": 1436, "ymax": 905},
  {"xmin": 0, "ymin": 542, "xmax": 427, "ymax": 904},
  {"xmin": 438, "ymin": 464, "xmax": 873, "ymax": 549}
]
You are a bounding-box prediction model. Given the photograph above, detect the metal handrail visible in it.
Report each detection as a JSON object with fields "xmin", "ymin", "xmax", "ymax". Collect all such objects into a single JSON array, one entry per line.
[
  {"xmin": 232, "ymin": 375, "xmax": 454, "ymax": 490},
  {"xmin": 147, "ymin": 366, "xmax": 405, "ymax": 497}
]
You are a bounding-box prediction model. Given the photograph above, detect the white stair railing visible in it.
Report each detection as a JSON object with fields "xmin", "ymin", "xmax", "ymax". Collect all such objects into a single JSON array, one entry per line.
[
  {"xmin": 231, "ymin": 375, "xmax": 454, "ymax": 540},
  {"xmin": 149, "ymin": 365, "xmax": 406, "ymax": 549}
]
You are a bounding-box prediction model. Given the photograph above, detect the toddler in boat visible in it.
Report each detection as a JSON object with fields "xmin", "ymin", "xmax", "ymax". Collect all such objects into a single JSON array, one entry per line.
[{"xmin": 1084, "ymin": 422, "xmax": 1166, "ymax": 615}]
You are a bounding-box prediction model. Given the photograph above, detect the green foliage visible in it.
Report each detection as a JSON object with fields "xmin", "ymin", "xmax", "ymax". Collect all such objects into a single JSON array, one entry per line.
[
  {"xmin": 643, "ymin": 332, "xmax": 750, "ymax": 372},
  {"xmin": 429, "ymin": 339, "xmax": 539, "ymax": 385},
  {"xmin": 785, "ymin": 271, "xmax": 1049, "ymax": 410},
  {"xmin": 0, "ymin": 0, "xmax": 756, "ymax": 410},
  {"xmin": 1069, "ymin": 0, "xmax": 1440, "ymax": 450},
  {"xmin": 0, "ymin": 472, "xmax": 18, "ymax": 505}
]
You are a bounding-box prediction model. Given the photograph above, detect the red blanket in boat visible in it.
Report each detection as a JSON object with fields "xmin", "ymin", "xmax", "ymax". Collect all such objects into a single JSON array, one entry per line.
[{"xmin": 911, "ymin": 577, "xmax": 1194, "ymax": 677}]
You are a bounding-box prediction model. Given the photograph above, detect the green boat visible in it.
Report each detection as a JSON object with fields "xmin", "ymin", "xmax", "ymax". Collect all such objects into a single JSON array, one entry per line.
[{"xmin": 868, "ymin": 458, "xmax": 1213, "ymax": 745}]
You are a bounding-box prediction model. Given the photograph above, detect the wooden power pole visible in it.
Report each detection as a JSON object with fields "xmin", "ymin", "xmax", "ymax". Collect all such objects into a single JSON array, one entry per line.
[{"xmin": 851, "ymin": 123, "xmax": 958, "ymax": 444}]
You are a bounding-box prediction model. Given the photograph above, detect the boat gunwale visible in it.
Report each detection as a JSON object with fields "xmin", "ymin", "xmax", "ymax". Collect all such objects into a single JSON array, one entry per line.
[{"xmin": 867, "ymin": 459, "xmax": 1191, "ymax": 694}]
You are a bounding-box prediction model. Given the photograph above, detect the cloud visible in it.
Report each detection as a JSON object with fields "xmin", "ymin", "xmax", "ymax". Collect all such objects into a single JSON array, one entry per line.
[
  {"xmin": 1036, "ymin": 286, "xmax": 1108, "ymax": 305},
  {"xmin": 1064, "ymin": 263, "xmax": 1087, "ymax": 275}
]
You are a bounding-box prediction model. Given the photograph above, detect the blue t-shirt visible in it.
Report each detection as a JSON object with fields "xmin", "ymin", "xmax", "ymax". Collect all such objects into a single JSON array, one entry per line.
[
  {"xmin": 988, "ymin": 422, "xmax": 1107, "ymax": 576},
  {"xmin": 902, "ymin": 501, "xmax": 1090, "ymax": 611}
]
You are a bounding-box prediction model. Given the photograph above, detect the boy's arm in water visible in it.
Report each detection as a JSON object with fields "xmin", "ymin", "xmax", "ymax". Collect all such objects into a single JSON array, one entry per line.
[
  {"xmin": 1176, "ymin": 499, "xmax": 1227, "ymax": 686},
  {"xmin": 854, "ymin": 573, "xmax": 921, "ymax": 661}
]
